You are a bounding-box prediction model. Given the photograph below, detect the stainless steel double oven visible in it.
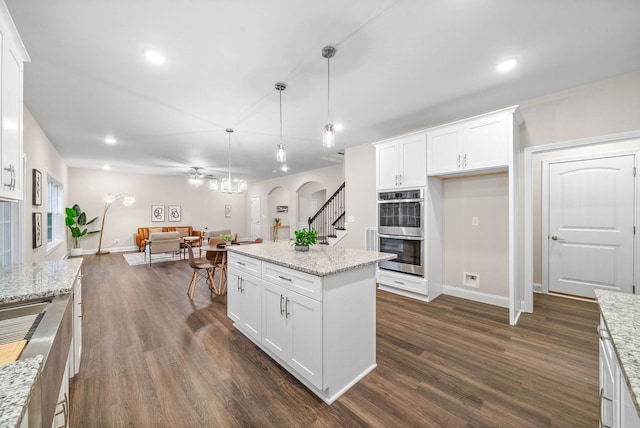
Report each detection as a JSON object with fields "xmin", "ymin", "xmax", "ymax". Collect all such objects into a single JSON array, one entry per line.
[{"xmin": 377, "ymin": 189, "xmax": 424, "ymax": 276}]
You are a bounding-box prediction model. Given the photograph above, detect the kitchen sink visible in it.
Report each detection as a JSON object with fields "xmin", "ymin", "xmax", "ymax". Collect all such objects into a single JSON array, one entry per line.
[{"xmin": 0, "ymin": 300, "xmax": 49, "ymax": 364}]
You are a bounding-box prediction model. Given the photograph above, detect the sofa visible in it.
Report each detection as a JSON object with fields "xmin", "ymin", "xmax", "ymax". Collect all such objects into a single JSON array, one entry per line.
[{"xmin": 136, "ymin": 226, "xmax": 201, "ymax": 252}]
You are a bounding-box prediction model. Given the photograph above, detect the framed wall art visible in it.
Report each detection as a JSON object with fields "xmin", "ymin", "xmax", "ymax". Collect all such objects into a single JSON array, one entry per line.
[
  {"xmin": 151, "ymin": 205, "xmax": 165, "ymax": 222},
  {"xmin": 168, "ymin": 205, "xmax": 181, "ymax": 222},
  {"xmin": 32, "ymin": 169, "xmax": 42, "ymax": 206},
  {"xmin": 32, "ymin": 212, "xmax": 42, "ymax": 248},
  {"xmin": 225, "ymin": 204, "xmax": 231, "ymax": 218},
  {"xmin": 276, "ymin": 205, "xmax": 288, "ymax": 213}
]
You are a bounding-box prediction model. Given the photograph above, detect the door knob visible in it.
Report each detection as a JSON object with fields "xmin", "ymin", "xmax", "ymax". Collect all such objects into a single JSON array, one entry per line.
[{"xmin": 551, "ymin": 235, "xmax": 565, "ymax": 241}]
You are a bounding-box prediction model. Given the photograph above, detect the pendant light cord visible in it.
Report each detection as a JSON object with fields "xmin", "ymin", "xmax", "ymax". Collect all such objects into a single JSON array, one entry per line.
[
  {"xmin": 279, "ymin": 88, "xmax": 283, "ymax": 144},
  {"xmin": 327, "ymin": 54, "xmax": 331, "ymax": 124}
]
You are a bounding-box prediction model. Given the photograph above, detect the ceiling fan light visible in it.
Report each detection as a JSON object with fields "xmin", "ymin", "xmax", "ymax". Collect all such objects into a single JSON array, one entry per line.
[{"xmin": 209, "ymin": 178, "xmax": 218, "ymax": 191}]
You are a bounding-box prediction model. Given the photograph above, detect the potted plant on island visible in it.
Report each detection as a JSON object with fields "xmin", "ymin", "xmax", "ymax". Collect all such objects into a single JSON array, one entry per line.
[
  {"xmin": 65, "ymin": 204, "xmax": 99, "ymax": 256},
  {"xmin": 292, "ymin": 228, "xmax": 318, "ymax": 252}
]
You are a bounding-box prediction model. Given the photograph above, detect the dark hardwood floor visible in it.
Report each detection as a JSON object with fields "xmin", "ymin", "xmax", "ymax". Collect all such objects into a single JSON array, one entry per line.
[{"xmin": 70, "ymin": 253, "xmax": 600, "ymax": 427}]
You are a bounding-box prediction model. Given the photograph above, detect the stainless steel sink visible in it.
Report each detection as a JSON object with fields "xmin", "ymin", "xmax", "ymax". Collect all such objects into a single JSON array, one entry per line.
[{"xmin": 0, "ymin": 300, "xmax": 49, "ymax": 350}]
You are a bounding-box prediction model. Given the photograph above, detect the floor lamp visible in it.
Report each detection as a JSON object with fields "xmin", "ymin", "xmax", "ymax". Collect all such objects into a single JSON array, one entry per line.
[{"xmin": 96, "ymin": 193, "xmax": 135, "ymax": 255}]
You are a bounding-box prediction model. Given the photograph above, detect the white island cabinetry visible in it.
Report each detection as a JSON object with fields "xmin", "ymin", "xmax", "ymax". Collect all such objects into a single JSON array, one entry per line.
[{"xmin": 227, "ymin": 242, "xmax": 395, "ymax": 404}]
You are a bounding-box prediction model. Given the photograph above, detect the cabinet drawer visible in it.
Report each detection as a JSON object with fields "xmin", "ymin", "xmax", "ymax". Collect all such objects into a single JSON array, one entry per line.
[
  {"xmin": 262, "ymin": 262, "xmax": 322, "ymax": 301},
  {"xmin": 378, "ymin": 270, "xmax": 427, "ymax": 295},
  {"xmin": 228, "ymin": 253, "xmax": 262, "ymax": 277}
]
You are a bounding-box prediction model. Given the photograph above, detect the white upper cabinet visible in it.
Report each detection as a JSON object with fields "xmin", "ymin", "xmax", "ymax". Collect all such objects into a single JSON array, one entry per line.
[
  {"xmin": 0, "ymin": 3, "xmax": 29, "ymax": 201},
  {"xmin": 375, "ymin": 133, "xmax": 427, "ymax": 190},
  {"xmin": 427, "ymin": 110, "xmax": 512, "ymax": 177}
]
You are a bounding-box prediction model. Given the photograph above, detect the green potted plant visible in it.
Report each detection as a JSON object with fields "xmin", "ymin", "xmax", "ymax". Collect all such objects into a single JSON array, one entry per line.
[
  {"xmin": 291, "ymin": 228, "xmax": 317, "ymax": 252},
  {"xmin": 221, "ymin": 233, "xmax": 233, "ymax": 245},
  {"xmin": 274, "ymin": 217, "xmax": 281, "ymax": 227},
  {"xmin": 65, "ymin": 204, "xmax": 98, "ymax": 256}
]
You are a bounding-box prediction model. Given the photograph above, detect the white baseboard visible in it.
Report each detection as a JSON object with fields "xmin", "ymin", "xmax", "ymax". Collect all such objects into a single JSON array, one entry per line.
[
  {"xmin": 442, "ymin": 285, "xmax": 509, "ymax": 308},
  {"xmin": 85, "ymin": 246, "xmax": 138, "ymax": 255},
  {"xmin": 533, "ymin": 282, "xmax": 542, "ymax": 293}
]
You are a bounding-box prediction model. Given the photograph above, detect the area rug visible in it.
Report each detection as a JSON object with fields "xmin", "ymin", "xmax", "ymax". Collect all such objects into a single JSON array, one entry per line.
[{"xmin": 122, "ymin": 251, "xmax": 185, "ymax": 266}]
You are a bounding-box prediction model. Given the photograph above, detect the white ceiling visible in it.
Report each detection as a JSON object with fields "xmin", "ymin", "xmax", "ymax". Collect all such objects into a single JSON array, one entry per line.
[{"xmin": 6, "ymin": 0, "xmax": 640, "ymax": 183}]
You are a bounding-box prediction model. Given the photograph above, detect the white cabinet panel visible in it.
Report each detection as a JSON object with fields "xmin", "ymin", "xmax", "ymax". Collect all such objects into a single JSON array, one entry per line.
[
  {"xmin": 599, "ymin": 316, "xmax": 640, "ymax": 427},
  {"xmin": 427, "ymin": 112, "xmax": 508, "ymax": 176},
  {"xmin": 262, "ymin": 280, "xmax": 287, "ymax": 359},
  {"xmin": 287, "ymin": 290, "xmax": 322, "ymax": 388},
  {"xmin": 227, "ymin": 268, "xmax": 261, "ymax": 343},
  {"xmin": 375, "ymin": 134, "xmax": 426, "ymax": 189},
  {"xmin": 0, "ymin": 8, "xmax": 28, "ymax": 201}
]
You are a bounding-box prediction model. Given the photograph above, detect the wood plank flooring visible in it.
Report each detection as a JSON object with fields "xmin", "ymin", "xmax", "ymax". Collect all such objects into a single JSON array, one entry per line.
[{"xmin": 70, "ymin": 253, "xmax": 600, "ymax": 427}]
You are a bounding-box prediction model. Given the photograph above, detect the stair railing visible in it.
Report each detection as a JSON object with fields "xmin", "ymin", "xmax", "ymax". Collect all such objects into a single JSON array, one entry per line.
[{"xmin": 308, "ymin": 182, "xmax": 345, "ymax": 244}]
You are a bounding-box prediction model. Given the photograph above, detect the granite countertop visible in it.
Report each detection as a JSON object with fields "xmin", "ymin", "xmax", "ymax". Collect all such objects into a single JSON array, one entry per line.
[
  {"xmin": 595, "ymin": 289, "xmax": 640, "ymax": 415},
  {"xmin": 0, "ymin": 258, "xmax": 82, "ymax": 305},
  {"xmin": 0, "ymin": 356, "xmax": 43, "ymax": 428},
  {"xmin": 226, "ymin": 241, "xmax": 396, "ymax": 277},
  {"xmin": 0, "ymin": 258, "xmax": 82, "ymax": 427}
]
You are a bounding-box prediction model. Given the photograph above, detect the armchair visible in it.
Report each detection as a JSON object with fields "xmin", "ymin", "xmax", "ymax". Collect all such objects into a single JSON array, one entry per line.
[{"xmin": 147, "ymin": 231, "xmax": 181, "ymax": 263}]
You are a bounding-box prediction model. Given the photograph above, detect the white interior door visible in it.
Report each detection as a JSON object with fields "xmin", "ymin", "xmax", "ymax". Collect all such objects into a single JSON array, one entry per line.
[
  {"xmin": 250, "ymin": 196, "xmax": 261, "ymax": 239},
  {"xmin": 548, "ymin": 155, "xmax": 635, "ymax": 298}
]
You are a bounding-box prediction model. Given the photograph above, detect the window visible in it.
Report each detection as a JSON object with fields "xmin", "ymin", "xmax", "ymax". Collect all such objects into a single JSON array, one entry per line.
[{"xmin": 47, "ymin": 173, "xmax": 64, "ymax": 250}]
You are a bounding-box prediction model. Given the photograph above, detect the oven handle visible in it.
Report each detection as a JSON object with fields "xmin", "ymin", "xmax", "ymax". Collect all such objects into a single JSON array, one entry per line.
[
  {"xmin": 377, "ymin": 198, "xmax": 423, "ymax": 204},
  {"xmin": 378, "ymin": 234, "xmax": 423, "ymax": 241}
]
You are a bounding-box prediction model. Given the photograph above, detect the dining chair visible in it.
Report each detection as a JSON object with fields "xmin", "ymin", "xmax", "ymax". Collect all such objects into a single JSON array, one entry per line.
[{"xmin": 186, "ymin": 243, "xmax": 216, "ymax": 299}]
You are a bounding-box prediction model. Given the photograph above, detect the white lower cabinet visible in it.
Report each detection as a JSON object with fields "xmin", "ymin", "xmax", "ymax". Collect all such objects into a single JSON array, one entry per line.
[
  {"xmin": 227, "ymin": 252, "xmax": 377, "ymax": 404},
  {"xmin": 599, "ymin": 316, "xmax": 640, "ymax": 428},
  {"xmin": 52, "ymin": 351, "xmax": 70, "ymax": 428},
  {"xmin": 262, "ymin": 280, "xmax": 322, "ymax": 389},
  {"xmin": 227, "ymin": 269, "xmax": 262, "ymax": 343},
  {"xmin": 71, "ymin": 273, "xmax": 82, "ymax": 376}
]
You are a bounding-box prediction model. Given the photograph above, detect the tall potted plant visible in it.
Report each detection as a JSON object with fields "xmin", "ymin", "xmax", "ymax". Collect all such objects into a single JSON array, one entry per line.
[{"xmin": 65, "ymin": 204, "xmax": 98, "ymax": 256}]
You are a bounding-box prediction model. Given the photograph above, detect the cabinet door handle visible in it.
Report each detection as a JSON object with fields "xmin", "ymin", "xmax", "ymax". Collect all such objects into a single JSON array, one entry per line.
[
  {"xmin": 463, "ymin": 153, "xmax": 467, "ymax": 167},
  {"xmin": 78, "ymin": 301, "xmax": 83, "ymax": 319},
  {"xmin": 457, "ymin": 155, "xmax": 461, "ymax": 169},
  {"xmin": 3, "ymin": 166, "xmax": 12, "ymax": 188},
  {"xmin": 278, "ymin": 275, "xmax": 292, "ymax": 282},
  {"xmin": 285, "ymin": 297, "xmax": 290, "ymax": 318},
  {"xmin": 394, "ymin": 280, "xmax": 404, "ymax": 285},
  {"xmin": 240, "ymin": 278, "xmax": 244, "ymax": 293},
  {"xmin": 597, "ymin": 326, "xmax": 610, "ymax": 341},
  {"xmin": 237, "ymin": 261, "xmax": 246, "ymax": 266},
  {"xmin": 10, "ymin": 165, "xmax": 15, "ymax": 190},
  {"xmin": 280, "ymin": 295, "xmax": 284, "ymax": 315},
  {"xmin": 394, "ymin": 175, "xmax": 398, "ymax": 186},
  {"xmin": 237, "ymin": 277, "xmax": 242, "ymax": 292}
]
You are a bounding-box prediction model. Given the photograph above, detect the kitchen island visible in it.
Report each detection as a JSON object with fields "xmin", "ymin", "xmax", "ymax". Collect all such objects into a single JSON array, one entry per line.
[
  {"xmin": 595, "ymin": 289, "xmax": 640, "ymax": 426},
  {"xmin": 0, "ymin": 258, "xmax": 82, "ymax": 428},
  {"xmin": 226, "ymin": 241, "xmax": 395, "ymax": 404}
]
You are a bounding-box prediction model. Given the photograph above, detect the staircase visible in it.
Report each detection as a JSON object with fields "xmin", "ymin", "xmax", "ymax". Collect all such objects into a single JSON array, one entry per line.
[{"xmin": 308, "ymin": 182, "xmax": 346, "ymax": 245}]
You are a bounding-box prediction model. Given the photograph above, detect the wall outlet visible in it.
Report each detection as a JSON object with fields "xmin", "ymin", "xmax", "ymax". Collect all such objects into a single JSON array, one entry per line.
[
  {"xmin": 471, "ymin": 217, "xmax": 479, "ymax": 226},
  {"xmin": 463, "ymin": 272, "xmax": 479, "ymax": 288}
]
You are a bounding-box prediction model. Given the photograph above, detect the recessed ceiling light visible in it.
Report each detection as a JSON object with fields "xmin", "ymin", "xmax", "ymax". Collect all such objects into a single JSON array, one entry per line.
[
  {"xmin": 104, "ymin": 137, "xmax": 116, "ymax": 144},
  {"xmin": 334, "ymin": 123, "xmax": 344, "ymax": 131},
  {"xmin": 496, "ymin": 58, "xmax": 519, "ymax": 72},
  {"xmin": 281, "ymin": 165, "xmax": 288, "ymax": 172},
  {"xmin": 103, "ymin": 165, "xmax": 111, "ymax": 171},
  {"xmin": 142, "ymin": 48, "xmax": 166, "ymax": 65}
]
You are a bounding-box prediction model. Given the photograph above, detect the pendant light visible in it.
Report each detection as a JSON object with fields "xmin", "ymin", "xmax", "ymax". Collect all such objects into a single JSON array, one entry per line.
[
  {"xmin": 322, "ymin": 45, "xmax": 336, "ymax": 148},
  {"xmin": 275, "ymin": 81, "xmax": 287, "ymax": 163},
  {"xmin": 210, "ymin": 128, "xmax": 246, "ymax": 194}
]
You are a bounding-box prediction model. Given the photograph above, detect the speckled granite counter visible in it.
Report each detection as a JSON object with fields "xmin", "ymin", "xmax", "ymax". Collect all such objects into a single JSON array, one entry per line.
[
  {"xmin": 0, "ymin": 258, "xmax": 82, "ymax": 427},
  {"xmin": 0, "ymin": 356, "xmax": 43, "ymax": 428},
  {"xmin": 226, "ymin": 241, "xmax": 396, "ymax": 277},
  {"xmin": 0, "ymin": 258, "xmax": 82, "ymax": 305},
  {"xmin": 595, "ymin": 289, "xmax": 640, "ymax": 415}
]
